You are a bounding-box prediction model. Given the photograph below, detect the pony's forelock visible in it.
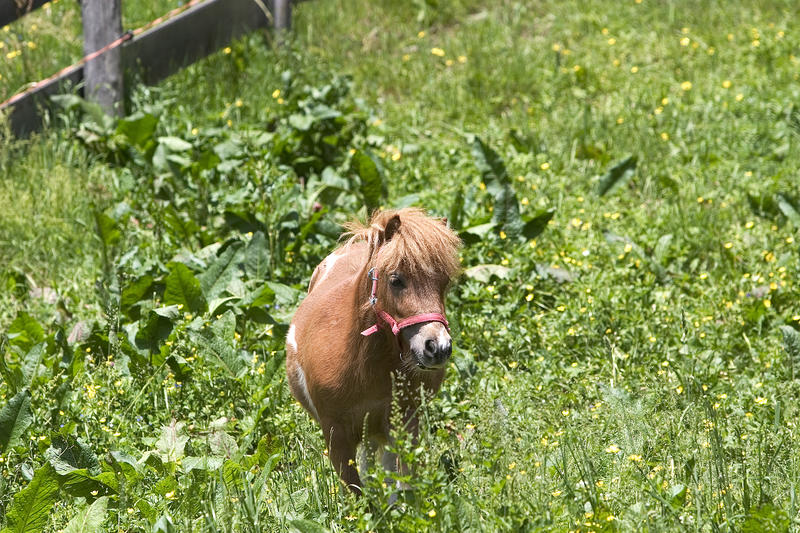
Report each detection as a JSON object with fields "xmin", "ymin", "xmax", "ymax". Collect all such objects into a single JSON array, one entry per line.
[{"xmin": 342, "ymin": 208, "xmax": 461, "ymax": 281}]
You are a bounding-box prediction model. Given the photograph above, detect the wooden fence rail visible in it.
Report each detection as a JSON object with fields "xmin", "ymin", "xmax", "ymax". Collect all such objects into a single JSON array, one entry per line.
[{"xmin": 1, "ymin": 0, "xmax": 290, "ymax": 137}]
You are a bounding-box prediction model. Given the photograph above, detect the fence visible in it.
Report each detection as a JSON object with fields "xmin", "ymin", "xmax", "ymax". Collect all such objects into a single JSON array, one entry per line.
[{"xmin": 0, "ymin": 0, "xmax": 291, "ymax": 137}]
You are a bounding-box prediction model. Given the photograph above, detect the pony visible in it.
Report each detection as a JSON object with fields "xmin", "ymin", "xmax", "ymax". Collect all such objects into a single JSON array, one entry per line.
[{"xmin": 286, "ymin": 208, "xmax": 461, "ymax": 493}]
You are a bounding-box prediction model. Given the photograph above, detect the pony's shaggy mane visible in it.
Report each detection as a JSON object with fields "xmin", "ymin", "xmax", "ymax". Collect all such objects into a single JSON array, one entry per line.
[{"xmin": 342, "ymin": 208, "xmax": 461, "ymax": 281}]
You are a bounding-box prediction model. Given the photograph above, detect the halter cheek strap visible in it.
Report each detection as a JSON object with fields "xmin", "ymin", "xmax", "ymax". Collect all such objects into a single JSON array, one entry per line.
[{"xmin": 360, "ymin": 268, "xmax": 450, "ymax": 337}]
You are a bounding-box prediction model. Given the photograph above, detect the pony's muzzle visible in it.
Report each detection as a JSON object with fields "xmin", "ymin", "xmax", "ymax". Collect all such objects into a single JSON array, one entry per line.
[
  {"xmin": 423, "ymin": 336, "xmax": 452, "ymax": 367},
  {"xmin": 404, "ymin": 321, "xmax": 452, "ymax": 369}
]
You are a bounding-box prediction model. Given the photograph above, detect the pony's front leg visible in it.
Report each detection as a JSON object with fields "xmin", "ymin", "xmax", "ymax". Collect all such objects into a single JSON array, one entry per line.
[{"xmin": 325, "ymin": 423, "xmax": 362, "ymax": 495}]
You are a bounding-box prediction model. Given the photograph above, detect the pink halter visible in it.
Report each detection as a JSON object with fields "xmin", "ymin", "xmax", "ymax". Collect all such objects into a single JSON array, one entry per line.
[{"xmin": 360, "ymin": 268, "xmax": 450, "ymax": 337}]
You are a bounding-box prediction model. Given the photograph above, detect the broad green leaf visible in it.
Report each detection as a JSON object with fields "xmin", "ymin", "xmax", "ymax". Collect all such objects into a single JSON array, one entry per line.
[
  {"xmin": 776, "ymin": 194, "xmax": 800, "ymax": 227},
  {"xmin": 135, "ymin": 307, "xmax": 178, "ymax": 358},
  {"xmin": 163, "ymin": 263, "xmax": 207, "ymax": 315},
  {"xmin": 470, "ymin": 136, "xmax": 509, "ymax": 194},
  {"xmin": 780, "ymin": 326, "xmax": 800, "ymax": 362},
  {"xmin": 266, "ymin": 282, "xmax": 304, "ymax": 307},
  {"xmin": 209, "ymin": 430, "xmax": 238, "ymax": 458},
  {"xmin": 352, "ymin": 149, "xmax": 386, "ymax": 211},
  {"xmin": 470, "ymin": 137, "xmax": 524, "ymax": 235},
  {"xmin": 522, "ymin": 208, "xmax": 555, "ymax": 240},
  {"xmin": 667, "ymin": 484, "xmax": 687, "ymax": 509},
  {"xmin": 288, "ymin": 113, "xmax": 313, "ymax": 131},
  {"xmin": 288, "ymin": 519, "xmax": 330, "ymax": 533},
  {"xmin": 189, "ymin": 311, "xmax": 248, "ymax": 378},
  {"xmin": 120, "ymin": 275, "xmax": 153, "ymax": 315},
  {"xmin": 221, "ymin": 460, "xmax": 245, "ymax": 492},
  {"xmin": 0, "ymin": 389, "xmax": 32, "ymax": 454},
  {"xmin": 19, "ymin": 344, "xmax": 44, "ymax": 390},
  {"xmin": 63, "ymin": 496, "xmax": 109, "ymax": 533},
  {"xmin": 491, "ymin": 183, "xmax": 522, "ymax": 236},
  {"xmin": 199, "ymin": 242, "xmax": 244, "ymax": 300},
  {"xmin": 181, "ymin": 456, "xmax": 224, "ymax": 473},
  {"xmin": 109, "ymin": 450, "xmax": 142, "ymax": 482},
  {"xmin": 116, "ymin": 113, "xmax": 158, "ymax": 149},
  {"xmin": 45, "ymin": 435, "xmax": 101, "ymax": 475},
  {"xmin": 157, "ymin": 136, "xmax": 193, "ymax": 152},
  {"xmin": 0, "ymin": 337, "xmax": 25, "ymax": 393},
  {"xmin": 2, "ymin": 464, "xmax": 59, "ymax": 533},
  {"xmin": 7, "ymin": 313, "xmax": 44, "ymax": 353},
  {"xmin": 597, "ymin": 155, "xmax": 637, "ymax": 196},
  {"xmin": 535, "ymin": 263, "xmax": 577, "ymax": 284},
  {"xmin": 459, "ymin": 222, "xmax": 496, "ymax": 245},
  {"xmin": 152, "ymin": 514, "xmax": 177, "ymax": 533},
  {"xmin": 45, "ymin": 436, "xmax": 116, "ymax": 498},
  {"xmin": 155, "ymin": 421, "xmax": 188, "ymax": 463},
  {"xmin": 93, "ymin": 211, "xmax": 121, "ymax": 249},
  {"xmin": 463, "ymin": 264, "xmax": 511, "ymax": 283},
  {"xmin": 244, "ymin": 231, "xmax": 271, "ymax": 280}
]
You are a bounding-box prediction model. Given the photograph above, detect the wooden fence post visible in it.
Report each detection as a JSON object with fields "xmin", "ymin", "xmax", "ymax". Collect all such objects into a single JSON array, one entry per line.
[
  {"xmin": 81, "ymin": 0, "xmax": 124, "ymax": 116},
  {"xmin": 274, "ymin": 0, "xmax": 291, "ymax": 32}
]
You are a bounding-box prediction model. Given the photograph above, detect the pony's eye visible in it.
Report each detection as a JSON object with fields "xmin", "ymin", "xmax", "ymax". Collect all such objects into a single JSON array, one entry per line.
[{"xmin": 389, "ymin": 274, "xmax": 405, "ymax": 289}]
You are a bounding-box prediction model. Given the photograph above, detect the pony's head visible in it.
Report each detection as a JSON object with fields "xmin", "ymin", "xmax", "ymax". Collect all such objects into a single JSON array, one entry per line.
[{"xmin": 345, "ymin": 208, "xmax": 462, "ymax": 370}]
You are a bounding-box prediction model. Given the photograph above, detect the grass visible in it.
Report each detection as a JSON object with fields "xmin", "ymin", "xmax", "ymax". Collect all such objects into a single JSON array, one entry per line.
[{"xmin": 2, "ymin": 0, "xmax": 800, "ymax": 531}]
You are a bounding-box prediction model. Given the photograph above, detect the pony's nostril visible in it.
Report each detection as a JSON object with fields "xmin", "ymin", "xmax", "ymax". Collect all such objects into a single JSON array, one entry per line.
[
  {"xmin": 441, "ymin": 340, "xmax": 452, "ymax": 358},
  {"xmin": 425, "ymin": 339, "xmax": 436, "ymax": 355}
]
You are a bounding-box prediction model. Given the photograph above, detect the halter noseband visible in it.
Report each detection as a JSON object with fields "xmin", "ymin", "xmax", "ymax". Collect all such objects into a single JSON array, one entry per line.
[{"xmin": 360, "ymin": 267, "xmax": 450, "ymax": 337}]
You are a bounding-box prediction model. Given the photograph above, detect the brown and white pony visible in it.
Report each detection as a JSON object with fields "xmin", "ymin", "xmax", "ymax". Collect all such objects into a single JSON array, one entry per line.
[{"xmin": 286, "ymin": 208, "xmax": 461, "ymax": 493}]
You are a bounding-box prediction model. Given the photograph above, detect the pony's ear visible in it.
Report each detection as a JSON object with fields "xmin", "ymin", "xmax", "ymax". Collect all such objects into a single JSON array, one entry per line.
[{"xmin": 383, "ymin": 215, "xmax": 401, "ymax": 242}]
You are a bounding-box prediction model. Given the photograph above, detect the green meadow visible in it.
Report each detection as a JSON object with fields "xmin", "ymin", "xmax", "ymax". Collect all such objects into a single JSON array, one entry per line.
[{"xmin": 1, "ymin": 0, "xmax": 800, "ymax": 531}]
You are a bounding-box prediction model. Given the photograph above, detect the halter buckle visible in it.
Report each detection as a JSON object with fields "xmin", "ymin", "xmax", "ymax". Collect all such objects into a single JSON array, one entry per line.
[{"xmin": 367, "ymin": 268, "xmax": 378, "ymax": 306}]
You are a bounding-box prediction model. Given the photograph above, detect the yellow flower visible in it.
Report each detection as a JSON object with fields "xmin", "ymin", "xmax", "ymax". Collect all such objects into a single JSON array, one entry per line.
[
  {"xmin": 223, "ymin": 47, "xmax": 232, "ymax": 54},
  {"xmin": 607, "ymin": 38, "xmax": 616, "ymax": 45},
  {"xmin": 680, "ymin": 37, "xmax": 690, "ymax": 46},
  {"xmin": 402, "ymin": 54, "xmax": 411, "ymax": 62},
  {"xmin": 722, "ymin": 80, "xmax": 732, "ymax": 89},
  {"xmin": 458, "ymin": 55, "xmax": 467, "ymax": 63},
  {"xmin": 540, "ymin": 162, "xmax": 550, "ymax": 170},
  {"xmin": 736, "ymin": 93, "xmax": 744, "ymax": 102},
  {"xmin": 272, "ymin": 89, "xmax": 280, "ymax": 98},
  {"xmin": 605, "ymin": 444, "xmax": 620, "ymax": 453},
  {"xmin": 526, "ymin": 293, "xmax": 534, "ymax": 302},
  {"xmin": 428, "ymin": 509, "xmax": 436, "ymax": 518},
  {"xmin": 630, "ymin": 66, "xmax": 639, "ymax": 73},
  {"xmin": 628, "ymin": 454, "xmax": 642, "ymax": 462},
  {"xmin": 418, "ymin": 31, "xmax": 426, "ymax": 38},
  {"xmin": 755, "ymin": 397, "xmax": 768, "ymax": 405},
  {"xmin": 681, "ymin": 81, "xmax": 693, "ymax": 91},
  {"xmin": 724, "ymin": 242, "xmax": 733, "ymax": 249},
  {"xmin": 660, "ymin": 132, "xmax": 669, "ymax": 141},
  {"xmin": 431, "ymin": 47, "xmax": 445, "ymax": 57},
  {"xmin": 763, "ymin": 299, "xmax": 771, "ymax": 309}
]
